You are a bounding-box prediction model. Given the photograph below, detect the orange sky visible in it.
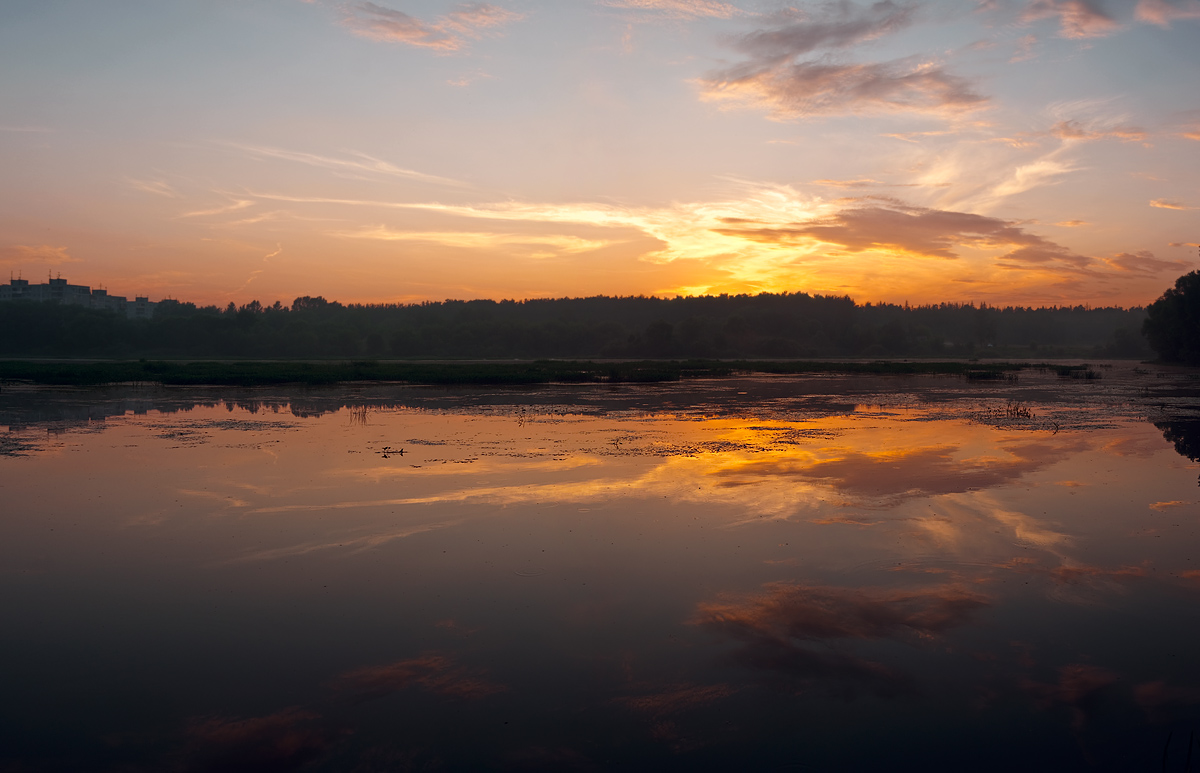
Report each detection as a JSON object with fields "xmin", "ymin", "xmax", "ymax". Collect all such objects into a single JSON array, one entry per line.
[{"xmin": 1, "ymin": 0, "xmax": 1198, "ymax": 307}]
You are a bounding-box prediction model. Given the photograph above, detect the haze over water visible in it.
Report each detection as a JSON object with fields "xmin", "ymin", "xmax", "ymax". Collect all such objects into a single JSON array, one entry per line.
[{"xmin": 4, "ymin": 364, "xmax": 1200, "ymax": 770}]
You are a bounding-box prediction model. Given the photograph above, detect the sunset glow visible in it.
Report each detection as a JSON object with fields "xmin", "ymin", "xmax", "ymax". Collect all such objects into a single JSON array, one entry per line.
[{"xmin": 2, "ymin": 0, "xmax": 1198, "ymax": 306}]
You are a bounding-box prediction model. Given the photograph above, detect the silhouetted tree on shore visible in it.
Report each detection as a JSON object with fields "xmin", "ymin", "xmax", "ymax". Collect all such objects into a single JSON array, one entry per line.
[{"xmin": 1144, "ymin": 271, "xmax": 1200, "ymax": 364}]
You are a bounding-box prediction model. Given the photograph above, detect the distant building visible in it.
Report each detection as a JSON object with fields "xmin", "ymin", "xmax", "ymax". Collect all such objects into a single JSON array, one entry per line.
[{"xmin": 0, "ymin": 275, "xmax": 157, "ymax": 318}]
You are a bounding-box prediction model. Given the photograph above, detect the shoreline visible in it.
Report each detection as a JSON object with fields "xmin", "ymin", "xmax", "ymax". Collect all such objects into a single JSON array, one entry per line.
[{"xmin": 0, "ymin": 358, "xmax": 1119, "ymax": 387}]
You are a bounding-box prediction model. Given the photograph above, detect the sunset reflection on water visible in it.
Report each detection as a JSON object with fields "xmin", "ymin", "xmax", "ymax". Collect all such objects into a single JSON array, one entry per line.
[{"xmin": 2, "ymin": 368, "xmax": 1200, "ymax": 770}]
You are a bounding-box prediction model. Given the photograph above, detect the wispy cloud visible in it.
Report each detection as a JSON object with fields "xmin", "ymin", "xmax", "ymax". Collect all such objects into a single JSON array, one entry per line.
[
  {"xmin": 1010, "ymin": 33, "xmax": 1039, "ymax": 62},
  {"xmin": 1049, "ymin": 119, "xmax": 1146, "ymax": 143},
  {"xmin": 180, "ymin": 199, "xmax": 256, "ymax": 218},
  {"xmin": 1021, "ymin": 0, "xmax": 1120, "ymax": 38},
  {"xmin": 1151, "ymin": 199, "xmax": 1196, "ymax": 210},
  {"xmin": 223, "ymin": 142, "xmax": 469, "ymax": 187},
  {"xmin": 987, "ymin": 151, "xmax": 1080, "ymax": 201},
  {"xmin": 812, "ymin": 178, "xmax": 920, "ymax": 189},
  {"xmin": 340, "ymin": 1, "xmax": 522, "ymax": 51},
  {"xmin": 335, "ymin": 654, "xmax": 505, "ymax": 701},
  {"xmin": 0, "ymin": 244, "xmax": 81, "ymax": 267},
  {"xmin": 697, "ymin": 3, "xmax": 985, "ymax": 118},
  {"xmin": 1103, "ymin": 250, "xmax": 1191, "ymax": 274},
  {"xmin": 239, "ymin": 180, "xmax": 1167, "ymax": 298},
  {"xmin": 331, "ymin": 226, "xmax": 615, "ymax": 255},
  {"xmin": 728, "ymin": 2, "xmax": 918, "ymax": 59},
  {"xmin": 701, "ymin": 57, "xmax": 987, "ymax": 118},
  {"xmin": 599, "ymin": 0, "xmax": 741, "ymax": 19},
  {"xmin": 447, "ymin": 69, "xmax": 495, "ymax": 87},
  {"xmin": 126, "ymin": 178, "xmax": 179, "ymax": 198},
  {"xmin": 1135, "ymin": 0, "xmax": 1200, "ymax": 25}
]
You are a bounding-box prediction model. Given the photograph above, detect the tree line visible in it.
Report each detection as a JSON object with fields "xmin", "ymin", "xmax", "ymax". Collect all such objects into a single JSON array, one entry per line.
[{"xmin": 0, "ymin": 291, "xmax": 1152, "ymax": 359}]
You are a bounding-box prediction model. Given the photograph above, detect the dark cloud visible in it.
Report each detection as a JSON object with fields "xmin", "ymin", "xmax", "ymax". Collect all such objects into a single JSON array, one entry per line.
[
  {"xmin": 996, "ymin": 243, "xmax": 1092, "ymax": 269},
  {"xmin": 700, "ymin": 2, "xmax": 985, "ymax": 117},
  {"xmin": 615, "ymin": 683, "xmax": 736, "ymax": 716},
  {"xmin": 694, "ymin": 582, "xmax": 988, "ymax": 696},
  {"xmin": 713, "ymin": 200, "xmax": 1092, "ymax": 269},
  {"xmin": 1133, "ymin": 680, "xmax": 1200, "ymax": 723},
  {"xmin": 334, "ymin": 654, "xmax": 506, "ymax": 702},
  {"xmin": 1104, "ymin": 250, "xmax": 1191, "ymax": 275},
  {"xmin": 182, "ymin": 708, "xmax": 336, "ymax": 773},
  {"xmin": 1023, "ymin": 664, "xmax": 1120, "ymax": 729}
]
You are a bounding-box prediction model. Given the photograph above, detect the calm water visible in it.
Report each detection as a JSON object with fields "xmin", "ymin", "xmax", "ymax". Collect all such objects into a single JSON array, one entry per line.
[{"xmin": 3, "ymin": 364, "xmax": 1200, "ymax": 771}]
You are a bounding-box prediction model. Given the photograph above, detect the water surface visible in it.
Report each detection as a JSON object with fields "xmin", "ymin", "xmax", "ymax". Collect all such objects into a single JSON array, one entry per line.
[{"xmin": 3, "ymin": 363, "xmax": 1200, "ymax": 771}]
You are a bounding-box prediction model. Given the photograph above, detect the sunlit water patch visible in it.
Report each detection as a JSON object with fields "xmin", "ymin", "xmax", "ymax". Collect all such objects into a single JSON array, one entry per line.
[{"xmin": 2, "ymin": 363, "xmax": 1200, "ymax": 771}]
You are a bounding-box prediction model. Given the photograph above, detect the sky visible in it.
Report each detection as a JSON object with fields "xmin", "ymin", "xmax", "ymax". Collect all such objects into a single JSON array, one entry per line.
[{"xmin": 1, "ymin": 0, "xmax": 1198, "ymax": 308}]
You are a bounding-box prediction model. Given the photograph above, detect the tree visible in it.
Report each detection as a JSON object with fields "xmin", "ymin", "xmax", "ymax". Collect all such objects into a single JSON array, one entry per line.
[{"xmin": 1143, "ymin": 271, "xmax": 1200, "ymax": 363}]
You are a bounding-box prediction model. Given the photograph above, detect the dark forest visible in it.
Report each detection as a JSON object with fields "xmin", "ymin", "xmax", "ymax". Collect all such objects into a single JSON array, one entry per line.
[{"xmin": 0, "ymin": 292, "xmax": 1150, "ymax": 360}]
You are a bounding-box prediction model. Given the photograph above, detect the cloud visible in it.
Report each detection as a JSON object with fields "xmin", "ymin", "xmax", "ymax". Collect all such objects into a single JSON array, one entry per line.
[
  {"xmin": 698, "ymin": 2, "xmax": 985, "ymax": 118},
  {"xmin": 701, "ymin": 56, "xmax": 986, "ymax": 119},
  {"xmin": 600, "ymin": 0, "xmax": 741, "ymax": 19},
  {"xmin": 1103, "ymin": 250, "xmax": 1191, "ymax": 274},
  {"xmin": 1151, "ymin": 199, "xmax": 1196, "ymax": 210},
  {"xmin": 811, "ymin": 178, "xmax": 920, "ymax": 189},
  {"xmin": 729, "ymin": 2, "xmax": 918, "ymax": 58},
  {"xmin": 183, "ymin": 708, "xmax": 336, "ymax": 773},
  {"xmin": 1021, "ymin": 0, "xmax": 1120, "ymax": 38},
  {"xmin": 342, "ymin": 2, "xmax": 456, "ymax": 49},
  {"xmin": 694, "ymin": 581, "xmax": 988, "ymax": 695},
  {"xmin": 1055, "ymin": 220, "xmax": 1088, "ymax": 227},
  {"xmin": 707, "ymin": 438, "xmax": 1068, "ymax": 501},
  {"xmin": 331, "ymin": 226, "xmax": 614, "ymax": 255},
  {"xmin": 1135, "ymin": 0, "xmax": 1200, "ymax": 25},
  {"xmin": 334, "ymin": 654, "xmax": 506, "ymax": 702},
  {"xmin": 440, "ymin": 2, "xmax": 522, "ymax": 31},
  {"xmin": 223, "ymin": 141, "xmax": 468, "ymax": 187},
  {"xmin": 713, "ymin": 198, "xmax": 1092, "ymax": 268},
  {"xmin": 991, "ymin": 151, "xmax": 1078, "ymax": 201},
  {"xmin": 241, "ymin": 181, "xmax": 1142, "ymax": 299},
  {"xmin": 1133, "ymin": 680, "xmax": 1200, "ymax": 723},
  {"xmin": 0, "ymin": 244, "xmax": 81, "ymax": 267},
  {"xmin": 1010, "ymin": 33, "xmax": 1038, "ymax": 62},
  {"xmin": 1023, "ymin": 664, "xmax": 1120, "ymax": 729},
  {"xmin": 126, "ymin": 177, "xmax": 179, "ymax": 198},
  {"xmin": 1049, "ymin": 119, "xmax": 1146, "ymax": 143},
  {"xmin": 447, "ymin": 68, "xmax": 495, "ymax": 87},
  {"xmin": 180, "ymin": 199, "xmax": 256, "ymax": 218},
  {"xmin": 615, "ymin": 683, "xmax": 736, "ymax": 716},
  {"xmin": 340, "ymin": 2, "xmax": 522, "ymax": 51}
]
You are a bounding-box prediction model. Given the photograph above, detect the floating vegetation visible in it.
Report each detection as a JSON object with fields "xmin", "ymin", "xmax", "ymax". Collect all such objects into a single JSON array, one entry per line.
[{"xmin": 1049, "ymin": 364, "xmax": 1103, "ymax": 380}]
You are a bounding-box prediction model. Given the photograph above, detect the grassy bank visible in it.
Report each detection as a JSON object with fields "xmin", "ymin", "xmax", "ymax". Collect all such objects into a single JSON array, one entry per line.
[{"xmin": 0, "ymin": 359, "xmax": 1100, "ymax": 387}]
